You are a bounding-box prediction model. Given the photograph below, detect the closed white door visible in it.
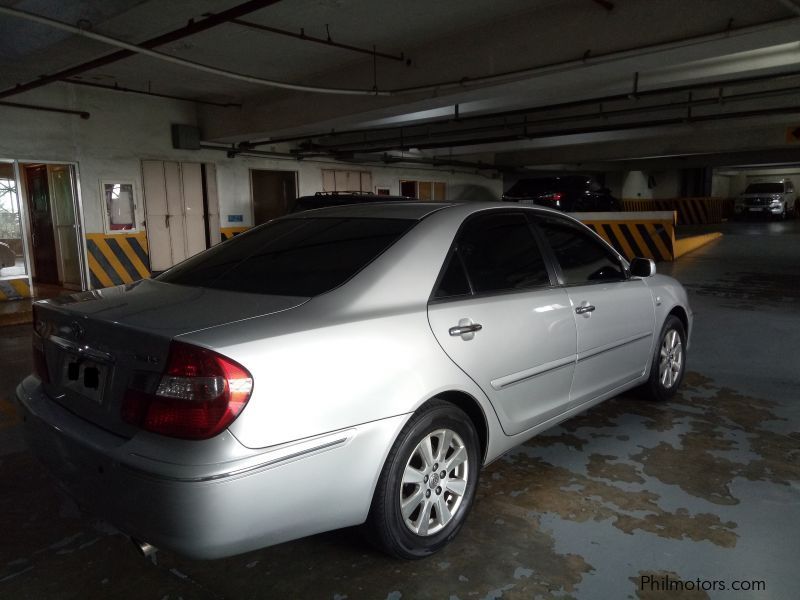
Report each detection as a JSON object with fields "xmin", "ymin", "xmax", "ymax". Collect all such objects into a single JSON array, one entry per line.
[{"xmin": 142, "ymin": 160, "xmax": 207, "ymax": 272}]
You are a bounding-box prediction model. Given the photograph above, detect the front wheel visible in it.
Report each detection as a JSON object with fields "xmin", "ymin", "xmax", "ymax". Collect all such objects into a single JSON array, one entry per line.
[
  {"xmin": 640, "ymin": 315, "xmax": 687, "ymax": 402},
  {"xmin": 366, "ymin": 400, "xmax": 480, "ymax": 559}
]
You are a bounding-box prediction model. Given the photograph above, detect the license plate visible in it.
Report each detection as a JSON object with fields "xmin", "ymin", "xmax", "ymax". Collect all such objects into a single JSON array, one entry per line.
[
  {"xmin": 61, "ymin": 355, "xmax": 108, "ymax": 404},
  {"xmin": 748, "ymin": 207, "xmax": 763, "ymax": 212}
]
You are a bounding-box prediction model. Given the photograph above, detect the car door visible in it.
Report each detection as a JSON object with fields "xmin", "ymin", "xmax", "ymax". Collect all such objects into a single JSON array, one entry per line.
[
  {"xmin": 427, "ymin": 211, "xmax": 577, "ymax": 436},
  {"xmin": 531, "ymin": 213, "xmax": 655, "ymax": 406}
]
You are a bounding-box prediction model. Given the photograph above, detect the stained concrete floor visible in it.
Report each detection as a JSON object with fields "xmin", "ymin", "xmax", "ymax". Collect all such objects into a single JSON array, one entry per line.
[{"xmin": 1, "ymin": 220, "xmax": 798, "ymax": 600}]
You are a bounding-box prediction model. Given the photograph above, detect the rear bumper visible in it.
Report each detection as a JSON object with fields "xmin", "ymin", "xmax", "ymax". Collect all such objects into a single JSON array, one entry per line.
[{"xmin": 16, "ymin": 377, "xmax": 407, "ymax": 559}]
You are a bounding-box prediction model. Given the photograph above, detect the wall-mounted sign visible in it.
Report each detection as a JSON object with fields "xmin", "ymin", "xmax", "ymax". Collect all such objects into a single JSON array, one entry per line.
[{"xmin": 227, "ymin": 214, "xmax": 244, "ymax": 222}]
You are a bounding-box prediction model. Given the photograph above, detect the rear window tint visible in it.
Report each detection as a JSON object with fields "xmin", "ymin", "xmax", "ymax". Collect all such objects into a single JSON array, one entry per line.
[{"xmin": 158, "ymin": 217, "xmax": 415, "ymax": 296}]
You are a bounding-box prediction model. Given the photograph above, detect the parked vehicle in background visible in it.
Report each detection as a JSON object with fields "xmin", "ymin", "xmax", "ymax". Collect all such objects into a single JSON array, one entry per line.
[
  {"xmin": 18, "ymin": 202, "xmax": 691, "ymax": 560},
  {"xmin": 291, "ymin": 191, "xmax": 415, "ymax": 212},
  {"xmin": 502, "ymin": 176, "xmax": 619, "ymax": 212},
  {"xmin": 734, "ymin": 180, "xmax": 796, "ymax": 220}
]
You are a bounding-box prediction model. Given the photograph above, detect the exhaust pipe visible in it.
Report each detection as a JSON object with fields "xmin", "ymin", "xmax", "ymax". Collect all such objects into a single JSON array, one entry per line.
[{"xmin": 132, "ymin": 538, "xmax": 158, "ymax": 558}]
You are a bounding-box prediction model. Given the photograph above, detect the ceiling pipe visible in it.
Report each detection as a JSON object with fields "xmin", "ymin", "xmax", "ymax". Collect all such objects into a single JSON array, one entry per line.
[
  {"xmin": 0, "ymin": 6, "xmax": 390, "ymax": 96},
  {"xmin": 0, "ymin": 100, "xmax": 89, "ymax": 118},
  {"xmin": 65, "ymin": 78, "xmax": 241, "ymax": 108},
  {"xmin": 303, "ymin": 83, "xmax": 800, "ymax": 153},
  {"xmin": 249, "ymin": 68, "xmax": 800, "ymax": 148},
  {"xmin": 308, "ymin": 104, "xmax": 800, "ymax": 154},
  {"xmin": 227, "ymin": 18, "xmax": 408, "ymax": 62},
  {"xmin": 0, "ymin": 0, "xmax": 284, "ymax": 100}
]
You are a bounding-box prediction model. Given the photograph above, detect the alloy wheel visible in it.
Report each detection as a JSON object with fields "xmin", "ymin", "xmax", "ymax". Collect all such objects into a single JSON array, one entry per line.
[
  {"xmin": 659, "ymin": 329, "xmax": 684, "ymax": 389},
  {"xmin": 400, "ymin": 428, "xmax": 469, "ymax": 536}
]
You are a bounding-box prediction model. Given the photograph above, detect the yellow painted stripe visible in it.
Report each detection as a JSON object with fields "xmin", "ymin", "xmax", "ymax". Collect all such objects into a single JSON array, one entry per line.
[
  {"xmin": 94, "ymin": 238, "xmax": 134, "ymax": 284},
  {"xmin": 609, "ymin": 223, "xmax": 635, "ymax": 259},
  {"xmin": 87, "ymin": 251, "xmax": 114, "ymax": 288},
  {"xmin": 134, "ymin": 232, "xmax": 149, "ymax": 253},
  {"xmin": 626, "ymin": 223, "xmax": 654, "ymax": 260},
  {"xmin": 646, "ymin": 223, "xmax": 672, "ymax": 260},
  {"xmin": 116, "ymin": 236, "xmax": 150, "ymax": 279},
  {"xmin": 8, "ymin": 278, "xmax": 31, "ymax": 298}
]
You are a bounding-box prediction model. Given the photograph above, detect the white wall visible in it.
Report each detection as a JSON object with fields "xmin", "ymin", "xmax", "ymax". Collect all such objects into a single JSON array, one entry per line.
[
  {"xmin": 0, "ymin": 84, "xmax": 501, "ymax": 233},
  {"xmin": 620, "ymin": 170, "xmax": 681, "ymax": 199}
]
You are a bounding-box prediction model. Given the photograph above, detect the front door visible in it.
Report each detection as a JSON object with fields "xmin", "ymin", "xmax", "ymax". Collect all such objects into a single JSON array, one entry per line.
[
  {"xmin": 532, "ymin": 213, "xmax": 655, "ymax": 405},
  {"xmin": 24, "ymin": 165, "xmax": 59, "ymax": 284},
  {"xmin": 428, "ymin": 211, "xmax": 577, "ymax": 436}
]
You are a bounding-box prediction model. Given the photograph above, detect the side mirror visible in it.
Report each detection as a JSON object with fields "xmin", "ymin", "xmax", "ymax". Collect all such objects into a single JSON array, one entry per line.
[{"xmin": 630, "ymin": 257, "xmax": 656, "ymax": 277}]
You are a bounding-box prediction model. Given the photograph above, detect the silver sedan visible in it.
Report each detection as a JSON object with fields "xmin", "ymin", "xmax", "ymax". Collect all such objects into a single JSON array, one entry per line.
[{"xmin": 17, "ymin": 202, "xmax": 691, "ymax": 559}]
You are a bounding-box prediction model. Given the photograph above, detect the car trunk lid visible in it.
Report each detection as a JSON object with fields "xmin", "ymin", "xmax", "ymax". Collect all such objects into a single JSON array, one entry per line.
[{"xmin": 34, "ymin": 279, "xmax": 309, "ymax": 437}]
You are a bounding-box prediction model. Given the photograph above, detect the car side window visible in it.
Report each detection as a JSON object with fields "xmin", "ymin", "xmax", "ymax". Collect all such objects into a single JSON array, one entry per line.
[
  {"xmin": 433, "ymin": 251, "xmax": 471, "ymax": 299},
  {"xmin": 454, "ymin": 212, "xmax": 550, "ymax": 294},
  {"xmin": 534, "ymin": 215, "xmax": 626, "ymax": 285}
]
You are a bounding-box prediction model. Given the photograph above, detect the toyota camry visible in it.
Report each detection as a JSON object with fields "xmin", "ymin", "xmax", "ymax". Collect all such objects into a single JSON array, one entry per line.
[{"xmin": 17, "ymin": 202, "xmax": 691, "ymax": 560}]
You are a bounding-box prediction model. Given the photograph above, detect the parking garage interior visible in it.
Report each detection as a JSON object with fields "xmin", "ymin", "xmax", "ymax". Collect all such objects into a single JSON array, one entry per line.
[{"xmin": 0, "ymin": 1, "xmax": 798, "ymax": 598}]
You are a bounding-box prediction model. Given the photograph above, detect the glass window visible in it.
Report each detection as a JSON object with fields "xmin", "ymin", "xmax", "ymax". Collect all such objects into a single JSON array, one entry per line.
[
  {"xmin": 0, "ymin": 163, "xmax": 27, "ymax": 278},
  {"xmin": 103, "ymin": 181, "xmax": 136, "ymax": 231},
  {"xmin": 158, "ymin": 217, "xmax": 415, "ymax": 297},
  {"xmin": 456, "ymin": 212, "xmax": 550, "ymax": 294},
  {"xmin": 535, "ymin": 215, "xmax": 625, "ymax": 284},
  {"xmin": 744, "ymin": 183, "xmax": 783, "ymax": 194},
  {"xmin": 433, "ymin": 251, "xmax": 471, "ymax": 299}
]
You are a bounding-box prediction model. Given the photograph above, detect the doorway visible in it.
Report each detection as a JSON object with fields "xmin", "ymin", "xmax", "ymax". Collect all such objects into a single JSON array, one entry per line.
[
  {"xmin": 251, "ymin": 169, "xmax": 297, "ymax": 224},
  {"xmin": 21, "ymin": 163, "xmax": 84, "ymax": 290}
]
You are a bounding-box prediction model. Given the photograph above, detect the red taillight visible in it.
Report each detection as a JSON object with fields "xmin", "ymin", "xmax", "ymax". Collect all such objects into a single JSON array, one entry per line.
[
  {"xmin": 541, "ymin": 192, "xmax": 563, "ymax": 202},
  {"xmin": 122, "ymin": 341, "xmax": 253, "ymax": 440}
]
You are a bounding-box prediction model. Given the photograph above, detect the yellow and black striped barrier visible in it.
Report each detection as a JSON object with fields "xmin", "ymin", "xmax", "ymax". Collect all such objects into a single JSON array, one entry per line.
[
  {"xmin": 0, "ymin": 277, "xmax": 31, "ymax": 300},
  {"xmin": 577, "ymin": 211, "xmax": 676, "ymax": 262},
  {"xmin": 86, "ymin": 232, "xmax": 151, "ymax": 288},
  {"xmin": 622, "ymin": 197, "xmax": 726, "ymax": 225},
  {"xmin": 220, "ymin": 226, "xmax": 251, "ymax": 241}
]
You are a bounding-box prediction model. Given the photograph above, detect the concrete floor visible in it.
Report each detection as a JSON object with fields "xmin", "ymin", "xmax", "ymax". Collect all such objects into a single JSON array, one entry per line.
[{"xmin": 1, "ymin": 221, "xmax": 798, "ymax": 600}]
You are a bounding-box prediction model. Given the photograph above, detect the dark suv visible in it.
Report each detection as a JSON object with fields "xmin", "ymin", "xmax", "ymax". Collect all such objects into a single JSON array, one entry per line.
[
  {"xmin": 502, "ymin": 176, "xmax": 619, "ymax": 212},
  {"xmin": 291, "ymin": 191, "xmax": 415, "ymax": 212}
]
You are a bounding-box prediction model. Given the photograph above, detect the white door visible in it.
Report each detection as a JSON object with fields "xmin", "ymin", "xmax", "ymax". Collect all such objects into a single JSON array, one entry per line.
[{"xmin": 142, "ymin": 160, "xmax": 207, "ymax": 272}]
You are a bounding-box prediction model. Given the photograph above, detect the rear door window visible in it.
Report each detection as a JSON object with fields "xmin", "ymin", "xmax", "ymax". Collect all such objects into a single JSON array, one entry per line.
[
  {"xmin": 533, "ymin": 215, "xmax": 626, "ymax": 284},
  {"xmin": 158, "ymin": 217, "xmax": 415, "ymax": 296},
  {"xmin": 446, "ymin": 212, "xmax": 551, "ymax": 295}
]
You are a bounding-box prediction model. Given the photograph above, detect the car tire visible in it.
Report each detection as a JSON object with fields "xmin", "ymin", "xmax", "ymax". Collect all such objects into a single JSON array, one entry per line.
[
  {"xmin": 366, "ymin": 400, "xmax": 480, "ymax": 559},
  {"xmin": 640, "ymin": 315, "xmax": 687, "ymax": 402}
]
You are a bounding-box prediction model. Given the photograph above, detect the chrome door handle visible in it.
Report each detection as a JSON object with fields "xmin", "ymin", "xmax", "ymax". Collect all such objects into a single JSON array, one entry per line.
[
  {"xmin": 449, "ymin": 323, "xmax": 483, "ymax": 336},
  {"xmin": 575, "ymin": 304, "xmax": 596, "ymax": 315}
]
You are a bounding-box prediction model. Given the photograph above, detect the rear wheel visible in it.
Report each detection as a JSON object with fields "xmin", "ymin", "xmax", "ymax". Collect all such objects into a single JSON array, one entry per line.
[
  {"xmin": 640, "ymin": 315, "xmax": 687, "ymax": 402},
  {"xmin": 366, "ymin": 400, "xmax": 480, "ymax": 559}
]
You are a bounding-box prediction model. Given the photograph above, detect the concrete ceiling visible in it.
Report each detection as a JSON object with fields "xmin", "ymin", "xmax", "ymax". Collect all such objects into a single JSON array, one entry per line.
[{"xmin": 2, "ymin": 0, "xmax": 800, "ymax": 170}]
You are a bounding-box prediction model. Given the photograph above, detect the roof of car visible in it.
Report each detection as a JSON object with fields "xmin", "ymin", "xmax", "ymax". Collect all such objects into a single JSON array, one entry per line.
[{"xmin": 285, "ymin": 201, "xmax": 458, "ymax": 220}]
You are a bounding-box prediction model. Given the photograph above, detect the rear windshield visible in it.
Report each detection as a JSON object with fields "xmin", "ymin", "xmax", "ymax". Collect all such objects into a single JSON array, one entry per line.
[
  {"xmin": 744, "ymin": 183, "xmax": 783, "ymax": 194},
  {"xmin": 505, "ymin": 177, "xmax": 583, "ymax": 197},
  {"xmin": 158, "ymin": 217, "xmax": 416, "ymax": 296}
]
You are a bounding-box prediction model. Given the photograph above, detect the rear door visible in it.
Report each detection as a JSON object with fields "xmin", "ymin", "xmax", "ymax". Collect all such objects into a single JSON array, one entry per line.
[
  {"xmin": 427, "ymin": 211, "xmax": 577, "ymax": 436},
  {"xmin": 532, "ymin": 213, "xmax": 655, "ymax": 405}
]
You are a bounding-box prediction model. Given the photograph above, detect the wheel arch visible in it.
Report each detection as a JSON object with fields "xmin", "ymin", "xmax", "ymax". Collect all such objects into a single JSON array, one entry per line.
[
  {"xmin": 668, "ymin": 305, "xmax": 689, "ymax": 338},
  {"xmin": 432, "ymin": 390, "xmax": 489, "ymax": 463}
]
